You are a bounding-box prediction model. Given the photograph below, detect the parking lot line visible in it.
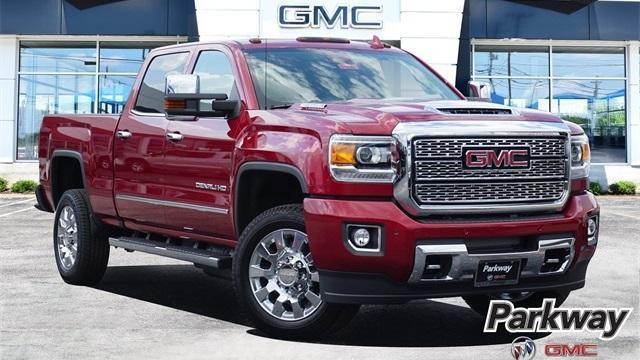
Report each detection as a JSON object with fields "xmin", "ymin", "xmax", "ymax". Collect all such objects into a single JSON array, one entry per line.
[
  {"xmin": 0, "ymin": 207, "xmax": 34, "ymax": 218},
  {"xmin": 607, "ymin": 211, "xmax": 640, "ymax": 221},
  {"xmin": 0, "ymin": 198, "xmax": 35, "ymax": 208}
]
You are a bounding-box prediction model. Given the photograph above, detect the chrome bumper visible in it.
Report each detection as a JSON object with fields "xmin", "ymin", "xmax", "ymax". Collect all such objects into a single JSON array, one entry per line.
[{"xmin": 408, "ymin": 237, "xmax": 575, "ymax": 283}]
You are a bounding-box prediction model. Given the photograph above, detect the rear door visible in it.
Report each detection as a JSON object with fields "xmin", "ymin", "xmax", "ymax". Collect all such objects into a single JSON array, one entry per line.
[
  {"xmin": 113, "ymin": 51, "xmax": 190, "ymax": 227},
  {"xmin": 162, "ymin": 48, "xmax": 240, "ymax": 238}
]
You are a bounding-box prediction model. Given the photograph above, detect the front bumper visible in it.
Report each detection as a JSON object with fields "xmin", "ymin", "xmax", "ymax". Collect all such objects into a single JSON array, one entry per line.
[{"xmin": 303, "ymin": 192, "xmax": 599, "ymax": 304}]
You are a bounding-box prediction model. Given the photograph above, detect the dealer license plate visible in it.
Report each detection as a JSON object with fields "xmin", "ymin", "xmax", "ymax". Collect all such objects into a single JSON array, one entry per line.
[{"xmin": 474, "ymin": 259, "xmax": 521, "ymax": 287}]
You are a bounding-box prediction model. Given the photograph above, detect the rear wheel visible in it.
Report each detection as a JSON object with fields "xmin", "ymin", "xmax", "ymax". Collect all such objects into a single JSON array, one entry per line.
[
  {"xmin": 463, "ymin": 290, "xmax": 570, "ymax": 316},
  {"xmin": 233, "ymin": 204, "xmax": 359, "ymax": 339},
  {"xmin": 53, "ymin": 189, "xmax": 110, "ymax": 285}
]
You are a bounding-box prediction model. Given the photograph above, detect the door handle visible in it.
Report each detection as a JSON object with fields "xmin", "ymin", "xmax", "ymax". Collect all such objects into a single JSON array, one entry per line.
[
  {"xmin": 116, "ymin": 130, "xmax": 132, "ymax": 140},
  {"xmin": 166, "ymin": 132, "xmax": 184, "ymax": 142}
]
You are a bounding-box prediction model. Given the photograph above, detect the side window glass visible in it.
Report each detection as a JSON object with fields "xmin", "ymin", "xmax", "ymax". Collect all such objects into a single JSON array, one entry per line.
[
  {"xmin": 193, "ymin": 51, "xmax": 239, "ymax": 100},
  {"xmin": 134, "ymin": 52, "xmax": 189, "ymax": 113}
]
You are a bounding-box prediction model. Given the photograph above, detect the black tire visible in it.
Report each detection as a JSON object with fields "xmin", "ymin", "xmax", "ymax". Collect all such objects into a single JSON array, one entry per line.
[
  {"xmin": 463, "ymin": 290, "xmax": 570, "ymax": 316},
  {"xmin": 53, "ymin": 189, "xmax": 110, "ymax": 285},
  {"xmin": 233, "ymin": 204, "xmax": 359, "ymax": 339}
]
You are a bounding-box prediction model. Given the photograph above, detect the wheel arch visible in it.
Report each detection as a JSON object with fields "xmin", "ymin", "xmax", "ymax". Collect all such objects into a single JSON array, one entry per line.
[
  {"xmin": 51, "ymin": 150, "xmax": 87, "ymax": 208},
  {"xmin": 234, "ymin": 162, "xmax": 309, "ymax": 237}
]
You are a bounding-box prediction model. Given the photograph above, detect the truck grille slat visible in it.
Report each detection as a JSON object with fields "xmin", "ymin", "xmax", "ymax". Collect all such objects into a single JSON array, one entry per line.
[{"xmin": 411, "ymin": 136, "xmax": 569, "ymax": 206}]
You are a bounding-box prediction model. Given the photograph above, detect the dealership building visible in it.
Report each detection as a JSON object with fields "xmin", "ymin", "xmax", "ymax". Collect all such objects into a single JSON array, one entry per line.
[{"xmin": 0, "ymin": 0, "xmax": 639, "ymax": 185}]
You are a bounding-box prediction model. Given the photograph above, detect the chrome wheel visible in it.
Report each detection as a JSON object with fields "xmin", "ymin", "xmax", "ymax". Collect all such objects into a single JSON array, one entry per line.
[
  {"xmin": 56, "ymin": 206, "xmax": 78, "ymax": 270},
  {"xmin": 248, "ymin": 229, "xmax": 322, "ymax": 321}
]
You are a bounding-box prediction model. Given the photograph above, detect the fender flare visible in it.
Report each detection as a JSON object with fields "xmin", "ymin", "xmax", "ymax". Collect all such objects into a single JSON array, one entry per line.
[
  {"xmin": 51, "ymin": 150, "xmax": 88, "ymax": 205},
  {"xmin": 233, "ymin": 161, "xmax": 309, "ymax": 235}
]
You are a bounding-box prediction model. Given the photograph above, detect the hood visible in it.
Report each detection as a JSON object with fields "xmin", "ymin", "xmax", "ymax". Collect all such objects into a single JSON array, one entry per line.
[{"xmin": 276, "ymin": 99, "xmax": 566, "ymax": 135}]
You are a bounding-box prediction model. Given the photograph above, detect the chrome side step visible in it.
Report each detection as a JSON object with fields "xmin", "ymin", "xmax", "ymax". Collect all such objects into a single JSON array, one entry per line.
[{"xmin": 109, "ymin": 236, "xmax": 232, "ymax": 268}]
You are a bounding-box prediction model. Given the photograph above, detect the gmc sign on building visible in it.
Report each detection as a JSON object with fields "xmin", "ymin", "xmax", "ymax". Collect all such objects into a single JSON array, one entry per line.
[{"xmin": 278, "ymin": 5, "xmax": 383, "ymax": 28}]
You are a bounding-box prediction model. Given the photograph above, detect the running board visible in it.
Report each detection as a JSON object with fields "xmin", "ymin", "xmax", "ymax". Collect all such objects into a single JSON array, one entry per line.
[{"xmin": 109, "ymin": 236, "xmax": 232, "ymax": 268}]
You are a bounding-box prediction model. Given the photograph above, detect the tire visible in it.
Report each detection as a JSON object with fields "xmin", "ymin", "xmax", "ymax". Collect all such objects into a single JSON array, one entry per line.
[
  {"xmin": 233, "ymin": 204, "xmax": 359, "ymax": 339},
  {"xmin": 463, "ymin": 290, "xmax": 570, "ymax": 316},
  {"xmin": 53, "ymin": 189, "xmax": 110, "ymax": 285}
]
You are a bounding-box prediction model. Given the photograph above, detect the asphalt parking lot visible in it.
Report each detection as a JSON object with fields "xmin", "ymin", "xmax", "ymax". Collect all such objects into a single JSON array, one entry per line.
[{"xmin": 0, "ymin": 195, "xmax": 638, "ymax": 359}]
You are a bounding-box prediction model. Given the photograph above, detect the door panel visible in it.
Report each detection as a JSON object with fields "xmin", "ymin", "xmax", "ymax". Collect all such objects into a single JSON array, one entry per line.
[
  {"xmin": 164, "ymin": 119, "xmax": 235, "ymax": 237},
  {"xmin": 162, "ymin": 50, "xmax": 239, "ymax": 238},
  {"xmin": 114, "ymin": 51, "xmax": 190, "ymax": 227}
]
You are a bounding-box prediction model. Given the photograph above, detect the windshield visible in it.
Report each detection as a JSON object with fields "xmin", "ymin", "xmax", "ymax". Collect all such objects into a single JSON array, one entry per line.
[{"xmin": 244, "ymin": 48, "xmax": 460, "ymax": 109}]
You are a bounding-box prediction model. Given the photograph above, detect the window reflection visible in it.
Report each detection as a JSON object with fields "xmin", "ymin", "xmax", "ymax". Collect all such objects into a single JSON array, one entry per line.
[
  {"xmin": 16, "ymin": 40, "xmax": 177, "ymax": 160},
  {"xmin": 474, "ymin": 45, "xmax": 549, "ymax": 77},
  {"xmin": 553, "ymin": 79, "xmax": 626, "ymax": 163},
  {"xmin": 473, "ymin": 45, "xmax": 627, "ymax": 163},
  {"xmin": 487, "ymin": 78, "xmax": 550, "ymax": 110},
  {"xmin": 553, "ymin": 47, "xmax": 625, "ymax": 78},
  {"xmin": 17, "ymin": 75, "xmax": 95, "ymax": 160},
  {"xmin": 99, "ymin": 75, "xmax": 136, "ymax": 114},
  {"xmin": 20, "ymin": 44, "xmax": 96, "ymax": 73}
]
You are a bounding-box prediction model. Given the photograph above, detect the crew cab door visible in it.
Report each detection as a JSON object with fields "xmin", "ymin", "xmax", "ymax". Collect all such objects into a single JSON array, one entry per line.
[
  {"xmin": 113, "ymin": 51, "xmax": 190, "ymax": 227},
  {"xmin": 162, "ymin": 48, "xmax": 239, "ymax": 238}
]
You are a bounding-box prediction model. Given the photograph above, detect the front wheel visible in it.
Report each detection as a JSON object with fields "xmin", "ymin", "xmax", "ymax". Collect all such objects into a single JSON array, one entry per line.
[
  {"xmin": 463, "ymin": 290, "xmax": 570, "ymax": 316},
  {"xmin": 233, "ymin": 204, "xmax": 359, "ymax": 339}
]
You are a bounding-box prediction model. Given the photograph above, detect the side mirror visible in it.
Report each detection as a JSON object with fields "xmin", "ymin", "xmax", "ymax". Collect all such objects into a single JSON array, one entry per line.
[
  {"xmin": 164, "ymin": 74, "xmax": 239, "ymax": 118},
  {"xmin": 467, "ymin": 80, "xmax": 493, "ymax": 102}
]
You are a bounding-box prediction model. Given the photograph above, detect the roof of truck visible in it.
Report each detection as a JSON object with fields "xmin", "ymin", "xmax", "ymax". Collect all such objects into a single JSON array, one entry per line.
[{"xmin": 152, "ymin": 38, "xmax": 404, "ymax": 53}]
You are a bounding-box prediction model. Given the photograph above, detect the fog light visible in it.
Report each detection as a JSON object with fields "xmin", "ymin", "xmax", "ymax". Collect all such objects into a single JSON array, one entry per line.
[
  {"xmin": 587, "ymin": 218, "xmax": 597, "ymax": 237},
  {"xmin": 587, "ymin": 215, "xmax": 599, "ymax": 245},
  {"xmin": 352, "ymin": 228, "xmax": 371, "ymax": 247}
]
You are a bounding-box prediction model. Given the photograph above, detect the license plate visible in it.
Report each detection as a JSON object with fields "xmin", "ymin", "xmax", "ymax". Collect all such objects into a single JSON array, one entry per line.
[{"xmin": 475, "ymin": 259, "xmax": 521, "ymax": 287}]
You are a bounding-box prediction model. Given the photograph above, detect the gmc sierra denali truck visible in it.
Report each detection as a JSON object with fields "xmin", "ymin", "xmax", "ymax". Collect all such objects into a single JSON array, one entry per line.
[{"xmin": 37, "ymin": 37, "xmax": 600, "ymax": 339}]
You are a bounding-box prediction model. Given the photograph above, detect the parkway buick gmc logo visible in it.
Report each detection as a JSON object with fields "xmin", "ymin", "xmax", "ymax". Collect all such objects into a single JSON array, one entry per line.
[
  {"xmin": 511, "ymin": 337, "xmax": 536, "ymax": 360},
  {"xmin": 278, "ymin": 5, "xmax": 383, "ymax": 29},
  {"xmin": 463, "ymin": 147, "xmax": 530, "ymax": 169}
]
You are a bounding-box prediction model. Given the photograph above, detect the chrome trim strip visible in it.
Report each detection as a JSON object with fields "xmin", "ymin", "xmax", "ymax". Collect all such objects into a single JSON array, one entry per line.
[
  {"xmin": 392, "ymin": 120, "xmax": 572, "ymax": 215},
  {"xmin": 115, "ymin": 194, "xmax": 229, "ymax": 214},
  {"xmin": 408, "ymin": 237, "xmax": 575, "ymax": 283}
]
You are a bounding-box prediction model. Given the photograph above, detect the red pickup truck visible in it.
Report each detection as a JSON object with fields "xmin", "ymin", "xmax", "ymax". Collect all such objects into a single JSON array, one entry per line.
[{"xmin": 37, "ymin": 38, "xmax": 599, "ymax": 339}]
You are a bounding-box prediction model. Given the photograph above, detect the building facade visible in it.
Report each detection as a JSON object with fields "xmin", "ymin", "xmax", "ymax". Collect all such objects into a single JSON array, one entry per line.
[{"xmin": 1, "ymin": 0, "xmax": 638, "ymax": 185}]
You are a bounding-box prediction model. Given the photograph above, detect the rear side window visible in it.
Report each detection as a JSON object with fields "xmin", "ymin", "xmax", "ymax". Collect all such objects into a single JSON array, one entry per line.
[
  {"xmin": 134, "ymin": 52, "xmax": 189, "ymax": 113},
  {"xmin": 192, "ymin": 51, "xmax": 239, "ymax": 100}
]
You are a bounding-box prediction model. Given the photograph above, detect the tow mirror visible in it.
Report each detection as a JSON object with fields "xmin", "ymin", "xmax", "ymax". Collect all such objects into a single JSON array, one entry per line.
[
  {"xmin": 164, "ymin": 74, "xmax": 239, "ymax": 118},
  {"xmin": 467, "ymin": 80, "xmax": 493, "ymax": 102}
]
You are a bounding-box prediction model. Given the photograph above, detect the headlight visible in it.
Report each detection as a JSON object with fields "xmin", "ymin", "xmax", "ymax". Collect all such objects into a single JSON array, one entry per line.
[
  {"xmin": 329, "ymin": 135, "xmax": 400, "ymax": 183},
  {"xmin": 570, "ymin": 133, "xmax": 590, "ymax": 179}
]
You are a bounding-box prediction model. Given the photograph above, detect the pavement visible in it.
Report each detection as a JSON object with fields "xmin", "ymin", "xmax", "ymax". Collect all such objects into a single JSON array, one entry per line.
[{"xmin": 0, "ymin": 195, "xmax": 638, "ymax": 360}]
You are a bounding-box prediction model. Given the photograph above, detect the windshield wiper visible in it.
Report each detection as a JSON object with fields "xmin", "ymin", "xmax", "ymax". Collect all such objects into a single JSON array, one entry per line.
[{"xmin": 269, "ymin": 103, "xmax": 294, "ymax": 110}]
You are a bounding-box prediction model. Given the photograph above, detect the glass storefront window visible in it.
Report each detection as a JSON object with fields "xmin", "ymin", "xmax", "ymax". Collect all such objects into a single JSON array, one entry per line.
[
  {"xmin": 487, "ymin": 78, "xmax": 550, "ymax": 110},
  {"xmin": 17, "ymin": 75, "xmax": 95, "ymax": 160},
  {"xmin": 16, "ymin": 40, "xmax": 177, "ymax": 160},
  {"xmin": 474, "ymin": 45, "xmax": 549, "ymax": 77},
  {"xmin": 552, "ymin": 47, "xmax": 625, "ymax": 78},
  {"xmin": 20, "ymin": 43, "xmax": 96, "ymax": 73},
  {"xmin": 473, "ymin": 44, "xmax": 627, "ymax": 163}
]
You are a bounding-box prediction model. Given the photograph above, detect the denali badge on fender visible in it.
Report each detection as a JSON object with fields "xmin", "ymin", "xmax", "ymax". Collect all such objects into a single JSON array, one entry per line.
[{"xmin": 463, "ymin": 147, "xmax": 531, "ymax": 169}]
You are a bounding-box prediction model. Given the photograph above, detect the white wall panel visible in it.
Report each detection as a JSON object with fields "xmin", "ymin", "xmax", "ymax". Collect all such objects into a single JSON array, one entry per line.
[
  {"xmin": 401, "ymin": 0, "xmax": 465, "ymax": 13},
  {"xmin": 197, "ymin": 10, "xmax": 260, "ymax": 39},
  {"xmin": 194, "ymin": 0, "xmax": 259, "ymax": 11},
  {"xmin": 0, "ymin": 38, "xmax": 17, "ymax": 163},
  {"xmin": 0, "ymin": 120, "xmax": 14, "ymax": 163},
  {"xmin": 400, "ymin": 12, "xmax": 463, "ymax": 39},
  {"xmin": 401, "ymin": 38, "xmax": 460, "ymax": 65}
]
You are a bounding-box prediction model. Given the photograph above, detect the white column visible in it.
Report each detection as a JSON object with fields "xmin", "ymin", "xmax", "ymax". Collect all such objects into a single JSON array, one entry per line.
[
  {"xmin": 0, "ymin": 36, "xmax": 18, "ymax": 163},
  {"xmin": 399, "ymin": 0, "xmax": 465, "ymax": 84},
  {"xmin": 194, "ymin": 0, "xmax": 260, "ymax": 40},
  {"xmin": 627, "ymin": 42, "xmax": 639, "ymax": 166}
]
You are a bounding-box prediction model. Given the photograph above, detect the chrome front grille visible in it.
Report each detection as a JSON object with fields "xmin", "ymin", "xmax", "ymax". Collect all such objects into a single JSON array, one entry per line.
[
  {"xmin": 410, "ymin": 135, "xmax": 569, "ymax": 207},
  {"xmin": 414, "ymin": 137, "xmax": 566, "ymax": 159},
  {"xmin": 414, "ymin": 181, "xmax": 567, "ymax": 203}
]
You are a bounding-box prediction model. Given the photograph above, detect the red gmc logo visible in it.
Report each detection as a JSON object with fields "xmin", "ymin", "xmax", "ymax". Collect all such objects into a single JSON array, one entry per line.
[
  {"xmin": 545, "ymin": 343, "xmax": 598, "ymax": 357},
  {"xmin": 463, "ymin": 147, "xmax": 530, "ymax": 169}
]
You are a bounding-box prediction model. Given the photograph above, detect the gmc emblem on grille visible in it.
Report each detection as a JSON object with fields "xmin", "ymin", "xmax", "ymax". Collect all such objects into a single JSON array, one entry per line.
[{"xmin": 463, "ymin": 147, "xmax": 531, "ymax": 169}]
